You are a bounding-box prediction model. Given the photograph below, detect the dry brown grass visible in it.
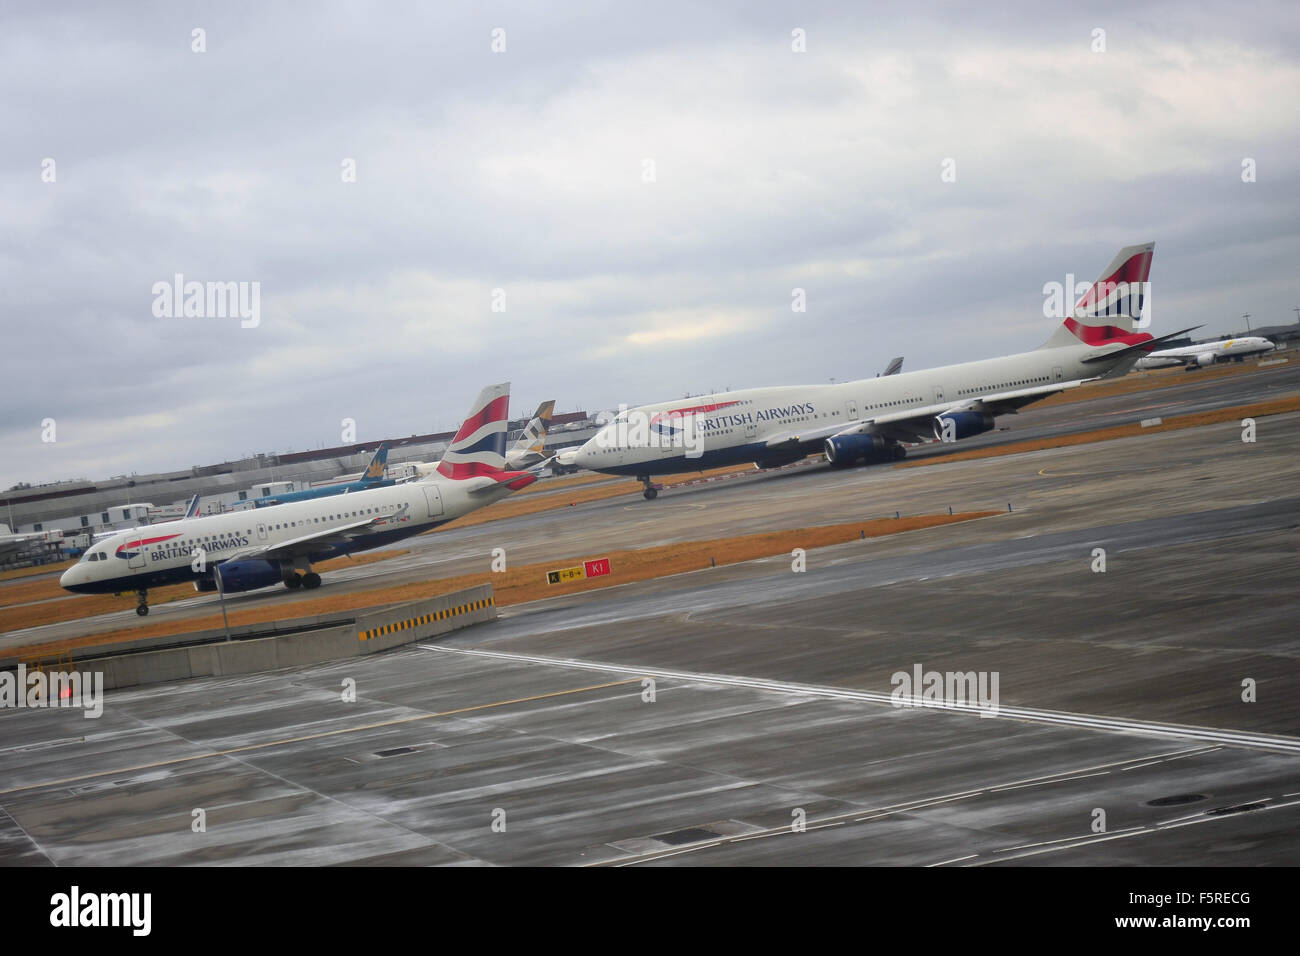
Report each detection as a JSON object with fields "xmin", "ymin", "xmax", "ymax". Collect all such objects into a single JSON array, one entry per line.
[
  {"xmin": 898, "ymin": 396, "xmax": 1300, "ymax": 468},
  {"xmin": 11, "ymin": 511, "xmax": 996, "ymax": 659},
  {"xmin": 0, "ymin": 559, "xmax": 75, "ymax": 582}
]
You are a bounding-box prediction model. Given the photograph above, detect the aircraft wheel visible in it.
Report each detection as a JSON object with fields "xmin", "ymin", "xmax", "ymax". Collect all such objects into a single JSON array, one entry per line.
[
  {"xmin": 891, "ymin": 445, "xmax": 907, "ymax": 460},
  {"xmin": 643, "ymin": 487, "xmax": 658, "ymax": 500},
  {"xmin": 284, "ymin": 574, "xmax": 303, "ymax": 589},
  {"xmin": 302, "ymin": 572, "xmax": 322, "ymax": 589},
  {"xmin": 136, "ymin": 605, "xmax": 149, "ymax": 617}
]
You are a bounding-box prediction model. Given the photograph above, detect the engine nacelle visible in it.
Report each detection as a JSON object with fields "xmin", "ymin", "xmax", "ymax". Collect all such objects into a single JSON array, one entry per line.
[
  {"xmin": 824, "ymin": 433, "xmax": 889, "ymax": 466},
  {"xmin": 1195, "ymin": 351, "xmax": 1216, "ymax": 367},
  {"xmin": 933, "ymin": 411, "xmax": 995, "ymax": 442},
  {"xmin": 194, "ymin": 559, "xmax": 283, "ymax": 593}
]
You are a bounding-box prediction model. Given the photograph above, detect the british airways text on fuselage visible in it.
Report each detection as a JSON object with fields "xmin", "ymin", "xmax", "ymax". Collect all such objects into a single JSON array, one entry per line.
[{"xmin": 697, "ymin": 401, "xmax": 816, "ymax": 432}]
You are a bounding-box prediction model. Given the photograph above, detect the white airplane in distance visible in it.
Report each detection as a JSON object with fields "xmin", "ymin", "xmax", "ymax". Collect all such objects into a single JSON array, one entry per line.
[
  {"xmin": 61, "ymin": 384, "xmax": 535, "ymax": 616},
  {"xmin": 1135, "ymin": 336, "xmax": 1275, "ymax": 370},
  {"xmin": 410, "ymin": 399, "xmax": 557, "ymax": 477},
  {"xmin": 563, "ymin": 242, "xmax": 1196, "ymax": 499}
]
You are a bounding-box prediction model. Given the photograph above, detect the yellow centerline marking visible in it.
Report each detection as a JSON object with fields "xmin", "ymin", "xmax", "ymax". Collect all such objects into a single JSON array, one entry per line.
[{"xmin": 0, "ymin": 678, "xmax": 641, "ymax": 796}]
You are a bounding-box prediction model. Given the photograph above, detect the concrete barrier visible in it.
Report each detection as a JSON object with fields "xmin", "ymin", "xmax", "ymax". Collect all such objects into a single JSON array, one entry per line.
[{"xmin": 5, "ymin": 585, "xmax": 497, "ymax": 691}]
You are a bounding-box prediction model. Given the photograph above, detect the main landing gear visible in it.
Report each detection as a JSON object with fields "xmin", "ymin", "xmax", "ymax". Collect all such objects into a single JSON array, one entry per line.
[
  {"xmin": 135, "ymin": 589, "xmax": 149, "ymax": 616},
  {"xmin": 282, "ymin": 571, "xmax": 322, "ymax": 590},
  {"xmin": 637, "ymin": 476, "xmax": 663, "ymax": 500}
]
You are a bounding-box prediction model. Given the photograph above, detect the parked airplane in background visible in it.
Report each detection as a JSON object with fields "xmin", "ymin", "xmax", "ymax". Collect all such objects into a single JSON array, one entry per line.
[
  {"xmin": 562, "ymin": 242, "xmax": 1196, "ymax": 499},
  {"xmin": 251, "ymin": 443, "xmax": 393, "ymax": 507},
  {"xmin": 412, "ymin": 400, "xmax": 557, "ymax": 477},
  {"xmin": 1135, "ymin": 336, "xmax": 1275, "ymax": 370},
  {"xmin": 61, "ymin": 385, "xmax": 535, "ymax": 615},
  {"xmin": 0, "ymin": 524, "xmax": 62, "ymax": 561},
  {"xmin": 506, "ymin": 400, "xmax": 556, "ymax": 469}
]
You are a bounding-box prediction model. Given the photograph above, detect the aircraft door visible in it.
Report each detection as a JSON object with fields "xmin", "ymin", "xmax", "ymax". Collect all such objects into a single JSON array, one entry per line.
[
  {"xmin": 847, "ymin": 400, "xmax": 858, "ymax": 420},
  {"xmin": 256, "ymin": 521, "xmax": 268, "ymax": 541},
  {"xmin": 127, "ymin": 535, "xmax": 146, "ymax": 571},
  {"xmin": 1053, "ymin": 366, "xmax": 1063, "ymax": 382},
  {"xmin": 423, "ymin": 485, "xmax": 445, "ymax": 518},
  {"xmin": 933, "ymin": 386, "xmax": 945, "ymax": 403}
]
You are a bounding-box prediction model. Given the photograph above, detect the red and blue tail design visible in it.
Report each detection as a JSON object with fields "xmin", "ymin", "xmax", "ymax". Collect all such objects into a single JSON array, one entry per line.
[
  {"xmin": 1042, "ymin": 242, "xmax": 1155, "ymax": 349},
  {"xmin": 436, "ymin": 383, "xmax": 512, "ymax": 480}
]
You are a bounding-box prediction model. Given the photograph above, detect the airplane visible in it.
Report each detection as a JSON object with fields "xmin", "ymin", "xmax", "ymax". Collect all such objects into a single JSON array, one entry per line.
[
  {"xmin": 881, "ymin": 356, "xmax": 904, "ymax": 377},
  {"xmin": 1134, "ymin": 336, "xmax": 1275, "ymax": 370},
  {"xmin": 409, "ymin": 400, "xmax": 557, "ymax": 477},
  {"xmin": 0, "ymin": 524, "xmax": 62, "ymax": 561},
  {"xmin": 561, "ymin": 242, "xmax": 1195, "ymax": 499},
  {"xmin": 251, "ymin": 443, "xmax": 393, "ymax": 507},
  {"xmin": 505, "ymin": 400, "xmax": 556, "ymax": 469},
  {"xmin": 60, "ymin": 384, "xmax": 535, "ymax": 615}
]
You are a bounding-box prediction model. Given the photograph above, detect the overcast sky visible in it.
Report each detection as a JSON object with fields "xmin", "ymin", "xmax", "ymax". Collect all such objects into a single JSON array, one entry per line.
[{"xmin": 3, "ymin": 1, "xmax": 1297, "ymax": 491}]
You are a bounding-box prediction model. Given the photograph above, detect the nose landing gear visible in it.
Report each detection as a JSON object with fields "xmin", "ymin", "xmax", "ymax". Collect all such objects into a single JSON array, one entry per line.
[
  {"xmin": 135, "ymin": 589, "xmax": 149, "ymax": 616},
  {"xmin": 637, "ymin": 476, "xmax": 662, "ymax": 500}
]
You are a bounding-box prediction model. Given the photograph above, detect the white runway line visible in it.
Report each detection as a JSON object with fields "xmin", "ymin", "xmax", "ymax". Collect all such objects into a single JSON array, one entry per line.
[{"xmin": 417, "ymin": 644, "xmax": 1300, "ymax": 754}]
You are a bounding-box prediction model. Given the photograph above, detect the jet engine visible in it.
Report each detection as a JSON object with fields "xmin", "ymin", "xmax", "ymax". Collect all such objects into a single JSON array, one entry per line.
[
  {"xmin": 933, "ymin": 411, "xmax": 995, "ymax": 442},
  {"xmin": 194, "ymin": 559, "xmax": 283, "ymax": 593},
  {"xmin": 824, "ymin": 433, "xmax": 891, "ymax": 467}
]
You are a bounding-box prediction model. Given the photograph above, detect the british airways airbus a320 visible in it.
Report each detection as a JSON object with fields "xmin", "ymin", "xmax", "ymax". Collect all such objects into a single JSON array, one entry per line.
[
  {"xmin": 560, "ymin": 243, "xmax": 1194, "ymax": 499},
  {"xmin": 60, "ymin": 384, "xmax": 534, "ymax": 615}
]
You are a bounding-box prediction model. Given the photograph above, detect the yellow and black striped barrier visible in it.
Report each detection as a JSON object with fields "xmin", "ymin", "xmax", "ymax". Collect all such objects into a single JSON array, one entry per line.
[{"xmin": 357, "ymin": 594, "xmax": 496, "ymax": 642}]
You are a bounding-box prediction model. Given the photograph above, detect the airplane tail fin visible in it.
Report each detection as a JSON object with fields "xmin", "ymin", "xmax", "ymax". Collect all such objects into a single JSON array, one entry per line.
[
  {"xmin": 1039, "ymin": 242, "xmax": 1154, "ymax": 349},
  {"xmin": 511, "ymin": 400, "xmax": 556, "ymax": 456},
  {"xmin": 436, "ymin": 383, "xmax": 511, "ymax": 479},
  {"xmin": 361, "ymin": 442, "xmax": 389, "ymax": 481},
  {"xmin": 184, "ymin": 494, "xmax": 200, "ymax": 518}
]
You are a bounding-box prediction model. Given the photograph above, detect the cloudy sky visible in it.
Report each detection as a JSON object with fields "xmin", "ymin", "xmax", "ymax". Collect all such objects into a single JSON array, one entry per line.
[{"xmin": 3, "ymin": 1, "xmax": 1298, "ymax": 491}]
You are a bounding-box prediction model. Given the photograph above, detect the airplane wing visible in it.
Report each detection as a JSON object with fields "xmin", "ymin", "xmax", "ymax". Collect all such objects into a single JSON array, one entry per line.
[
  {"xmin": 217, "ymin": 511, "xmax": 410, "ymax": 564},
  {"xmin": 763, "ymin": 379, "xmax": 1095, "ymax": 450}
]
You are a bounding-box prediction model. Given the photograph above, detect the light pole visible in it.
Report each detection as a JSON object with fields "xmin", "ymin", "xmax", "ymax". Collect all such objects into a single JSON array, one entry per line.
[{"xmin": 1242, "ymin": 312, "xmax": 1251, "ymax": 332}]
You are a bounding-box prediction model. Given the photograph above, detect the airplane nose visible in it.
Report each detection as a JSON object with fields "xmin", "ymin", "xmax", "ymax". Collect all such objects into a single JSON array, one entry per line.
[
  {"xmin": 572, "ymin": 439, "xmax": 600, "ymax": 468},
  {"xmin": 60, "ymin": 563, "xmax": 89, "ymax": 592},
  {"xmin": 558, "ymin": 443, "xmax": 591, "ymax": 469}
]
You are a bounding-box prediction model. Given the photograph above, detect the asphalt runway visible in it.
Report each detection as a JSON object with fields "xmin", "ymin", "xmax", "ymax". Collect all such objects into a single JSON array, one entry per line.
[{"xmin": 1, "ymin": 362, "xmax": 1298, "ymax": 865}]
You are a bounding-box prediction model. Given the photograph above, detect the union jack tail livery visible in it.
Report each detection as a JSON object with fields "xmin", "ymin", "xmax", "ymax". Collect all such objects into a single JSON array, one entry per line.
[
  {"xmin": 436, "ymin": 382, "xmax": 511, "ymax": 479},
  {"xmin": 1040, "ymin": 241, "xmax": 1155, "ymax": 349}
]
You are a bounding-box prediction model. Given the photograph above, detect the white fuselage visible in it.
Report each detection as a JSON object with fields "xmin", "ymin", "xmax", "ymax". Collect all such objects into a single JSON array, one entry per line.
[
  {"xmin": 1136, "ymin": 337, "xmax": 1275, "ymax": 369},
  {"xmin": 59, "ymin": 474, "xmax": 513, "ymax": 594},
  {"xmin": 571, "ymin": 341, "xmax": 1102, "ymax": 476}
]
